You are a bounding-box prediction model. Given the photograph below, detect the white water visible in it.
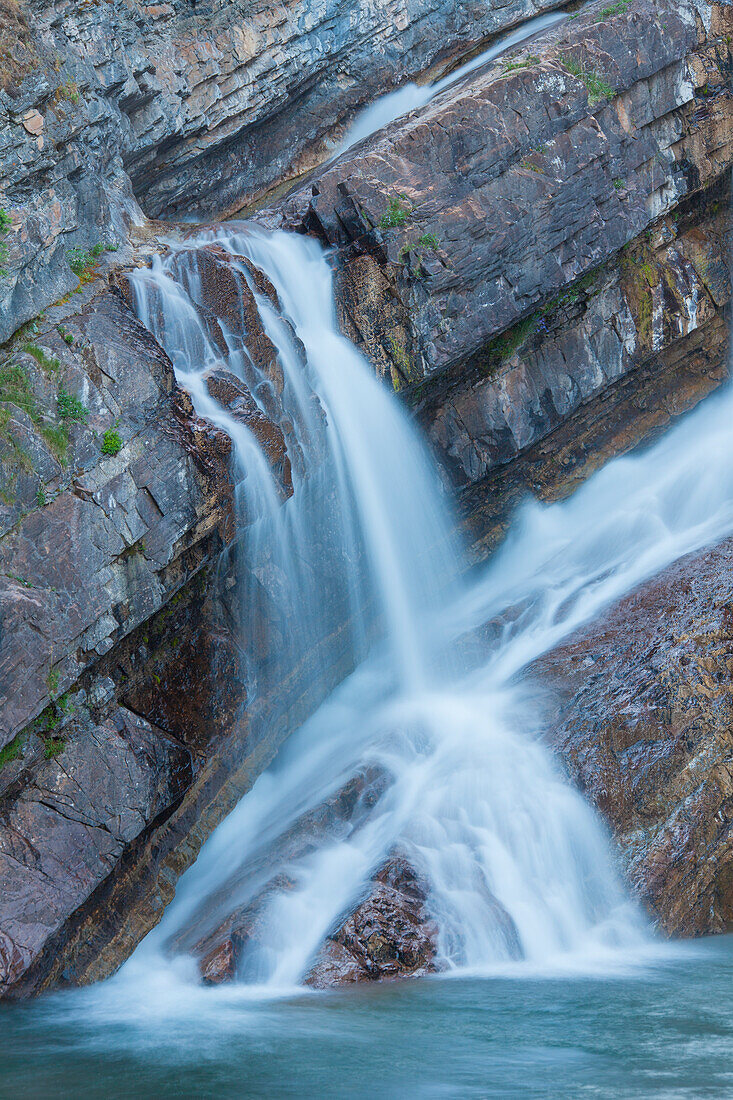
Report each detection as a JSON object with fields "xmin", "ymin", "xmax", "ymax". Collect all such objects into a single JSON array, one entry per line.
[
  {"xmin": 334, "ymin": 11, "xmax": 567, "ymax": 157},
  {"xmin": 102, "ymin": 223, "xmax": 728, "ymax": 1009}
]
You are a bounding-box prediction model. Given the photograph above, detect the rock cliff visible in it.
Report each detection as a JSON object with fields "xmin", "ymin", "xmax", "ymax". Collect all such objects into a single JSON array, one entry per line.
[
  {"xmin": 1, "ymin": 0, "xmax": 733, "ymax": 998},
  {"xmin": 275, "ymin": 0, "xmax": 732, "ymax": 530},
  {"xmin": 0, "ymin": 0, "xmax": 565, "ymax": 342}
]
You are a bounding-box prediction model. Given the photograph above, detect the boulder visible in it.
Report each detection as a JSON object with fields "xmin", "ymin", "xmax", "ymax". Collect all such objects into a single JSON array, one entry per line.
[{"xmin": 304, "ymin": 857, "xmax": 440, "ymax": 987}]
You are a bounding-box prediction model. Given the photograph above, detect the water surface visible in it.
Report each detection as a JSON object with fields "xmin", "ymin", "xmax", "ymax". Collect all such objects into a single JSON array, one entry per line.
[{"xmin": 3, "ymin": 936, "xmax": 732, "ymax": 1098}]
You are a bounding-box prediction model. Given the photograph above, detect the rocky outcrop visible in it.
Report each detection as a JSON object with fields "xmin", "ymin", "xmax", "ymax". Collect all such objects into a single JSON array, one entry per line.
[
  {"xmin": 182, "ymin": 762, "xmax": 438, "ymax": 991},
  {"xmin": 0, "ymin": 277, "xmax": 235, "ymax": 996},
  {"xmin": 0, "ymin": 0, "xmax": 567, "ymax": 343},
  {"xmin": 0, "ymin": 288, "xmax": 227, "ymax": 749},
  {"xmin": 275, "ymin": 0, "xmax": 733, "ymax": 513},
  {"xmin": 533, "ymin": 536, "xmax": 733, "ymax": 936},
  {"xmin": 0, "ymin": 705, "xmax": 191, "ymax": 995},
  {"xmin": 305, "ymin": 858, "xmax": 439, "ymax": 987}
]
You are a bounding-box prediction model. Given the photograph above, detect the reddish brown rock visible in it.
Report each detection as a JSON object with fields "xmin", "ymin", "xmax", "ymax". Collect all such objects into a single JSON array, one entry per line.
[
  {"xmin": 206, "ymin": 368, "xmax": 292, "ymax": 494},
  {"xmin": 533, "ymin": 536, "xmax": 733, "ymax": 937},
  {"xmin": 305, "ymin": 941, "xmax": 370, "ymax": 989},
  {"xmin": 200, "ymin": 935, "xmax": 243, "ymax": 985},
  {"xmin": 169, "ymin": 245, "xmax": 285, "ymax": 394},
  {"xmin": 305, "ymin": 856, "xmax": 439, "ymax": 988}
]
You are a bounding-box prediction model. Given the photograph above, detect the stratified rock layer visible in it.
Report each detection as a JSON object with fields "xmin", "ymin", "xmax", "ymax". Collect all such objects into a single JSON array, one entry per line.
[
  {"xmin": 276, "ymin": 0, "xmax": 733, "ymax": 503},
  {"xmin": 534, "ymin": 537, "xmax": 733, "ymax": 936},
  {"xmin": 0, "ymin": 0, "xmax": 564, "ymax": 341}
]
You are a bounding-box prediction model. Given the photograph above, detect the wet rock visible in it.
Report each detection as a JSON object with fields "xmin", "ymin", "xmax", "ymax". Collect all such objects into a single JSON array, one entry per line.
[
  {"xmin": 200, "ymin": 933, "xmax": 246, "ymax": 985},
  {"xmin": 305, "ymin": 941, "xmax": 369, "ymax": 988},
  {"xmin": 533, "ymin": 536, "xmax": 733, "ymax": 937},
  {"xmin": 0, "ymin": 705, "xmax": 192, "ymax": 998},
  {"xmin": 188, "ymin": 767, "xmax": 392, "ymax": 981},
  {"xmin": 169, "ymin": 245, "xmax": 285, "ymax": 392},
  {"xmin": 205, "ymin": 368, "xmax": 292, "ymax": 495},
  {"xmin": 0, "ymin": 292, "xmax": 228, "ymax": 750},
  {"xmin": 304, "ymin": 857, "xmax": 439, "ymax": 987}
]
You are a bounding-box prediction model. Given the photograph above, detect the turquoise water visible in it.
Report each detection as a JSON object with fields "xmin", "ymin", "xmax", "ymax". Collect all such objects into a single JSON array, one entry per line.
[{"xmin": 2, "ymin": 936, "xmax": 732, "ymax": 1099}]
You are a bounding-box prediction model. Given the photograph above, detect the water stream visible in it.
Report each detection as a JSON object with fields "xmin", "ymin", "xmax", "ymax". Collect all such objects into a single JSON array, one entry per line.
[
  {"xmin": 334, "ymin": 10, "xmax": 568, "ymax": 157},
  {"xmin": 5, "ymin": 220, "xmax": 733, "ymax": 1098},
  {"xmin": 120, "ymin": 226, "xmax": 733, "ymax": 999}
]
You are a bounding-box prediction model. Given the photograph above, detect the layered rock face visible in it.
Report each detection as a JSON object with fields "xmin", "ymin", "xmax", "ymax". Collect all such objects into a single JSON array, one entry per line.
[
  {"xmin": 276, "ymin": 0, "xmax": 733, "ymax": 523},
  {"xmin": 534, "ymin": 537, "xmax": 733, "ymax": 937},
  {"xmin": 0, "ymin": 706, "xmax": 191, "ymax": 993},
  {"xmin": 0, "ymin": 274, "xmax": 233, "ymax": 996},
  {"xmin": 0, "ymin": 0, "xmax": 564, "ymax": 342}
]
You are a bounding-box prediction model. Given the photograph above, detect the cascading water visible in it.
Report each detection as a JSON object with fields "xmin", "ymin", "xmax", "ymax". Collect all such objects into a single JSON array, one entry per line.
[
  {"xmin": 333, "ymin": 10, "xmax": 568, "ymax": 157},
  {"xmin": 116, "ymin": 222, "xmax": 716, "ymax": 1000}
]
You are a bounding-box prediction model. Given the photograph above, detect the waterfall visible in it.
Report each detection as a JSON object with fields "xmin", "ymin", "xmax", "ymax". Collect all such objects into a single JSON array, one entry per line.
[
  {"xmin": 333, "ymin": 11, "xmax": 568, "ymax": 157},
  {"xmin": 121, "ymin": 221, "xmax": 733, "ymax": 998}
]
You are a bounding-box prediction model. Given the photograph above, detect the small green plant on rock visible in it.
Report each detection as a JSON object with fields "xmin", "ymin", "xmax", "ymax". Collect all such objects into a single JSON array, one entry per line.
[
  {"xmin": 418, "ymin": 233, "xmax": 440, "ymax": 250},
  {"xmin": 44, "ymin": 736, "xmax": 66, "ymax": 760},
  {"xmin": 387, "ymin": 337, "xmax": 412, "ymax": 387},
  {"xmin": 58, "ymin": 79, "xmax": 80, "ymax": 103},
  {"xmin": 561, "ymin": 55, "xmax": 615, "ymax": 105},
  {"xmin": 57, "ymin": 325, "xmax": 74, "ymax": 345},
  {"xmin": 57, "ymin": 387, "xmax": 89, "ymax": 423},
  {"xmin": 41, "ymin": 424, "xmax": 69, "ymax": 464},
  {"xmin": 22, "ymin": 343, "xmax": 59, "ymax": 374},
  {"xmin": 380, "ymin": 194, "xmax": 413, "ymax": 230},
  {"xmin": 0, "ymin": 207, "xmax": 11, "ymax": 278},
  {"xmin": 36, "ymin": 484, "xmax": 46, "ymax": 506},
  {"xmin": 47, "ymin": 667, "xmax": 59, "ymax": 696},
  {"xmin": 67, "ymin": 242, "xmax": 105, "ymax": 279},
  {"xmin": 0, "ymin": 735, "xmax": 22, "ymax": 771},
  {"xmin": 101, "ymin": 426, "xmax": 122, "ymax": 455},
  {"xmin": 596, "ymin": 0, "xmax": 631, "ymax": 20},
  {"xmin": 0, "ymin": 363, "xmax": 38, "ymax": 420},
  {"xmin": 6, "ymin": 571, "xmax": 33, "ymax": 587},
  {"xmin": 503, "ymin": 54, "xmax": 539, "ymax": 72},
  {"xmin": 57, "ymin": 692, "xmax": 74, "ymax": 715}
]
